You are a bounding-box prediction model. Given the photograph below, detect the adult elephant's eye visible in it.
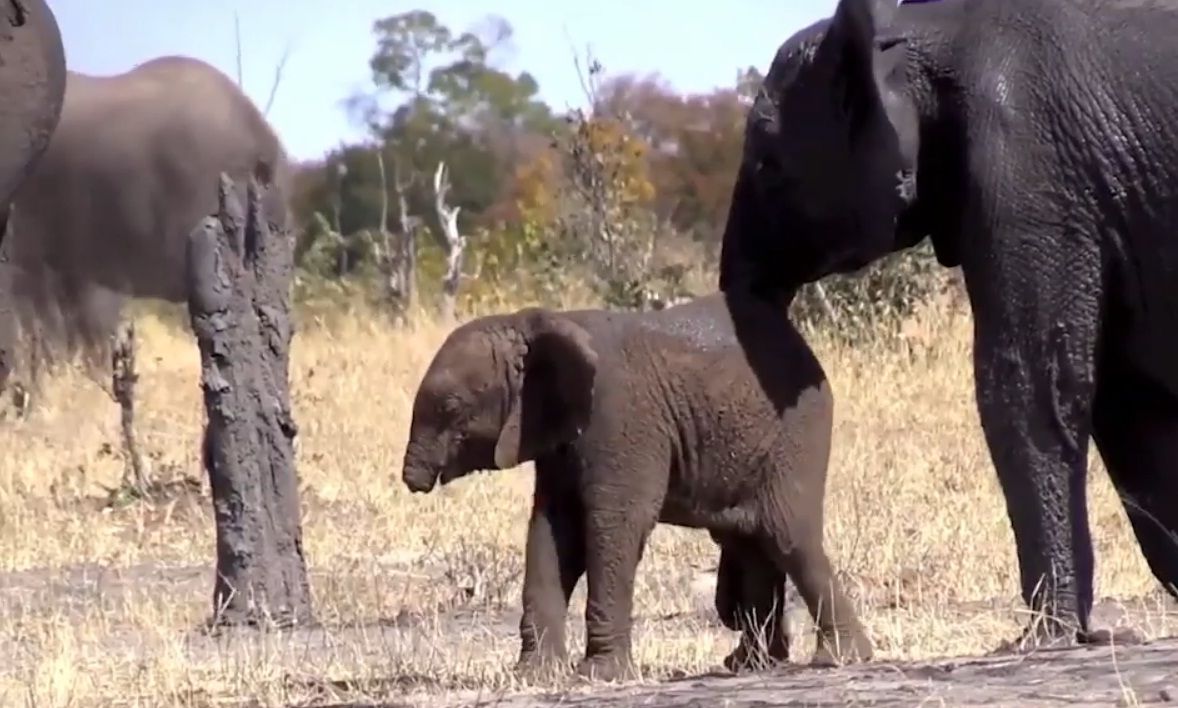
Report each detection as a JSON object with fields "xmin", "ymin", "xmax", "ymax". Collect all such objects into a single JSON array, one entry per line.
[{"xmin": 756, "ymin": 154, "xmax": 790, "ymax": 192}]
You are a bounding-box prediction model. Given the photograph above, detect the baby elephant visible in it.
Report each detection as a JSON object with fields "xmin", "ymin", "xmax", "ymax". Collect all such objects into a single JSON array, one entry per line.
[{"xmin": 401, "ymin": 290, "xmax": 872, "ymax": 681}]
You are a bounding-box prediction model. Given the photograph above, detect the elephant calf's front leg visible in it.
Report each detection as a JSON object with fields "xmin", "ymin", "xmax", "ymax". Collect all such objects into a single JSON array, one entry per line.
[
  {"xmin": 577, "ymin": 506, "xmax": 657, "ymax": 682},
  {"xmin": 516, "ymin": 481, "xmax": 586, "ymax": 680}
]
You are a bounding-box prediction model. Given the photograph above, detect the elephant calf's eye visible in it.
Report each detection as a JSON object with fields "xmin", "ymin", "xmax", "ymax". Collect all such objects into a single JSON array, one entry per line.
[{"xmin": 441, "ymin": 397, "xmax": 465, "ymax": 421}]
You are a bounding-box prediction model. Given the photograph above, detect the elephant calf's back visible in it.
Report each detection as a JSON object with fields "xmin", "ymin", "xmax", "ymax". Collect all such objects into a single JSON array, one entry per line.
[{"xmin": 645, "ymin": 293, "xmax": 834, "ymax": 525}]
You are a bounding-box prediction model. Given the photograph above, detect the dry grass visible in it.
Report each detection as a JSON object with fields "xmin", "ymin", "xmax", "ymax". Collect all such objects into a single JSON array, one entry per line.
[{"xmin": 0, "ymin": 295, "xmax": 1172, "ymax": 707}]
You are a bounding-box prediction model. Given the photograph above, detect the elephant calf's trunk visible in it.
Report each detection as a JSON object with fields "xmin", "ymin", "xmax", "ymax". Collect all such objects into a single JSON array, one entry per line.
[{"xmin": 400, "ymin": 444, "xmax": 439, "ymax": 493}]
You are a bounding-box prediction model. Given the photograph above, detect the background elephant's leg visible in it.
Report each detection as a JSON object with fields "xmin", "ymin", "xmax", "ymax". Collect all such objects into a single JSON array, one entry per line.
[
  {"xmin": 1092, "ymin": 358, "xmax": 1178, "ymax": 606},
  {"xmin": 720, "ymin": 538, "xmax": 791, "ymax": 672},
  {"xmin": 712, "ymin": 534, "xmax": 740, "ymax": 630},
  {"xmin": 767, "ymin": 535, "xmax": 870, "ymax": 666},
  {"xmin": 578, "ymin": 504, "xmax": 658, "ymax": 682},
  {"xmin": 517, "ymin": 461, "xmax": 586, "ymax": 676}
]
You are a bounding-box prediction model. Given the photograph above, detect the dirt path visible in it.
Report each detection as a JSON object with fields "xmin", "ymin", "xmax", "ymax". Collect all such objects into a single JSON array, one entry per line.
[
  {"xmin": 3, "ymin": 560, "xmax": 1175, "ymax": 706},
  {"xmin": 449, "ymin": 638, "xmax": 1178, "ymax": 707}
]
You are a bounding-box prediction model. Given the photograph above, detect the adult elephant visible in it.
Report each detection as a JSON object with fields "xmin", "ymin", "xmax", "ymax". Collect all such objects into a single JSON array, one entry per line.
[
  {"xmin": 720, "ymin": 0, "xmax": 1178, "ymax": 650},
  {"xmin": 0, "ymin": 0, "xmax": 66, "ymax": 234},
  {"xmin": 8, "ymin": 54, "xmax": 290, "ymax": 304}
]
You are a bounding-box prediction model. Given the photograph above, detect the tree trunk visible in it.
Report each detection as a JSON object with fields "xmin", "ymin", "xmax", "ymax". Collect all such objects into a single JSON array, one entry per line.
[
  {"xmin": 432, "ymin": 161, "xmax": 465, "ymax": 322},
  {"xmin": 110, "ymin": 320, "xmax": 147, "ymax": 493},
  {"xmin": 186, "ymin": 173, "xmax": 312, "ymax": 629},
  {"xmin": 0, "ymin": 211, "xmax": 15, "ymax": 395},
  {"xmin": 439, "ymin": 247, "xmax": 463, "ymax": 322}
]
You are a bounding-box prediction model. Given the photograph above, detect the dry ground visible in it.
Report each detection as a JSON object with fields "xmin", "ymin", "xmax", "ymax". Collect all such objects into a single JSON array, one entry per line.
[{"xmin": 0, "ymin": 297, "xmax": 1174, "ymax": 707}]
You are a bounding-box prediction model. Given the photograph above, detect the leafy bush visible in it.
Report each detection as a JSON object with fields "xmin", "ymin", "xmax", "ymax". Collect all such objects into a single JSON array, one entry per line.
[{"xmin": 790, "ymin": 242, "xmax": 963, "ymax": 345}]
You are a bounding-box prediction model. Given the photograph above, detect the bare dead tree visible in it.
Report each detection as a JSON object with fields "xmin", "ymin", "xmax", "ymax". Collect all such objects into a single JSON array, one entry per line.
[
  {"xmin": 110, "ymin": 320, "xmax": 147, "ymax": 493},
  {"xmin": 262, "ymin": 45, "xmax": 292, "ymax": 116},
  {"xmin": 432, "ymin": 161, "xmax": 466, "ymax": 321},
  {"xmin": 233, "ymin": 12, "xmax": 244, "ymax": 88},
  {"xmin": 232, "ymin": 11, "xmax": 291, "ymax": 118},
  {"xmin": 332, "ymin": 160, "xmax": 348, "ymax": 275},
  {"xmin": 187, "ymin": 172, "xmax": 312, "ymax": 629},
  {"xmin": 374, "ymin": 150, "xmax": 419, "ymax": 322},
  {"xmin": 0, "ymin": 212, "xmax": 15, "ymax": 399}
]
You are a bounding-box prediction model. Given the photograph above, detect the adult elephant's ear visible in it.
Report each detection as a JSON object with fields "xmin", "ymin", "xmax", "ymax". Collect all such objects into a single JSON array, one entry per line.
[
  {"xmin": 796, "ymin": 0, "xmax": 919, "ymax": 262},
  {"xmin": 807, "ymin": 0, "xmax": 898, "ymax": 127},
  {"xmin": 494, "ymin": 310, "xmax": 599, "ymax": 470}
]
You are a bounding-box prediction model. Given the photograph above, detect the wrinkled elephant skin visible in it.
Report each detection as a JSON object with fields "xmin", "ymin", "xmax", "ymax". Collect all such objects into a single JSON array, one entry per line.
[
  {"xmin": 401, "ymin": 291, "xmax": 873, "ymax": 681},
  {"xmin": 720, "ymin": 0, "xmax": 1178, "ymax": 649}
]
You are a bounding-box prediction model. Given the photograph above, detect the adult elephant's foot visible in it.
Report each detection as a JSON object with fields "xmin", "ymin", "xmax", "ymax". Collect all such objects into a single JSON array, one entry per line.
[
  {"xmin": 513, "ymin": 651, "xmax": 570, "ymax": 683},
  {"xmin": 992, "ymin": 616, "xmax": 1145, "ymax": 654},
  {"xmin": 575, "ymin": 652, "xmax": 636, "ymax": 683}
]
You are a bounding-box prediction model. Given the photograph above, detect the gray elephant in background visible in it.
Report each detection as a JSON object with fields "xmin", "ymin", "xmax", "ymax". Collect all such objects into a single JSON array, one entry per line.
[
  {"xmin": 720, "ymin": 0, "xmax": 1178, "ymax": 650},
  {"xmin": 402, "ymin": 291, "xmax": 873, "ymax": 682},
  {"xmin": 8, "ymin": 55, "xmax": 290, "ymax": 306},
  {"xmin": 0, "ymin": 0, "xmax": 66, "ymax": 232}
]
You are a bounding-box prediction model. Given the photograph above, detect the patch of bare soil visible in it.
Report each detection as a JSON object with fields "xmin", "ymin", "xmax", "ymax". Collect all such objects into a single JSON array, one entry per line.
[
  {"xmin": 431, "ymin": 637, "xmax": 1178, "ymax": 707},
  {"xmin": 2, "ymin": 554, "xmax": 1174, "ymax": 707}
]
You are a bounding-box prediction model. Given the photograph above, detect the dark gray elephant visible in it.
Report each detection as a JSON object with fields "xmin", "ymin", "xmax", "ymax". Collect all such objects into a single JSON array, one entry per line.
[
  {"xmin": 719, "ymin": 0, "xmax": 1178, "ymax": 649},
  {"xmin": 401, "ymin": 291, "xmax": 873, "ymax": 682},
  {"xmin": 8, "ymin": 54, "xmax": 290, "ymax": 305},
  {"xmin": 0, "ymin": 0, "xmax": 66, "ymax": 228}
]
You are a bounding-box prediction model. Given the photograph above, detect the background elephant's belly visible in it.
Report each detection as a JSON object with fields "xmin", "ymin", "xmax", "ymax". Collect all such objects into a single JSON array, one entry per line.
[
  {"xmin": 1124, "ymin": 318, "xmax": 1178, "ymax": 398},
  {"xmin": 1112, "ymin": 255, "xmax": 1178, "ymax": 396}
]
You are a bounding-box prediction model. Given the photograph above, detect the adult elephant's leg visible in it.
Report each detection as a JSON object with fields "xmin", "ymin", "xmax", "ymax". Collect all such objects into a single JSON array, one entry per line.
[
  {"xmin": 1092, "ymin": 355, "xmax": 1178, "ymax": 604},
  {"xmin": 516, "ymin": 456, "xmax": 586, "ymax": 677},
  {"xmin": 712, "ymin": 533, "xmax": 740, "ymax": 631},
  {"xmin": 964, "ymin": 235, "xmax": 1112, "ymax": 648}
]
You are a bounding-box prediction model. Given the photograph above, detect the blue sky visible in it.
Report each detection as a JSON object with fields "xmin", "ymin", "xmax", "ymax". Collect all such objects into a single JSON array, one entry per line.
[{"xmin": 51, "ymin": 1, "xmax": 837, "ymax": 162}]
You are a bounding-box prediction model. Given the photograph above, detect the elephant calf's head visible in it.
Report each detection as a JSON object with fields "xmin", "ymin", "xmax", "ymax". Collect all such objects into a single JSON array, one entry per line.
[{"xmin": 401, "ymin": 309, "xmax": 599, "ymax": 493}]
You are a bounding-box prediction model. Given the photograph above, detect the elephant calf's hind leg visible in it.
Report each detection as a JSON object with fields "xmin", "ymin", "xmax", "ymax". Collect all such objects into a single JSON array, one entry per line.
[
  {"xmin": 715, "ymin": 538, "xmax": 791, "ymax": 673},
  {"xmin": 767, "ymin": 534, "xmax": 872, "ymax": 666}
]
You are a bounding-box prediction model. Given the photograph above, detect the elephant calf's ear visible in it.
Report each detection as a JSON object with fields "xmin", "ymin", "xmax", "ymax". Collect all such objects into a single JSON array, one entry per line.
[{"xmin": 494, "ymin": 312, "xmax": 599, "ymax": 470}]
